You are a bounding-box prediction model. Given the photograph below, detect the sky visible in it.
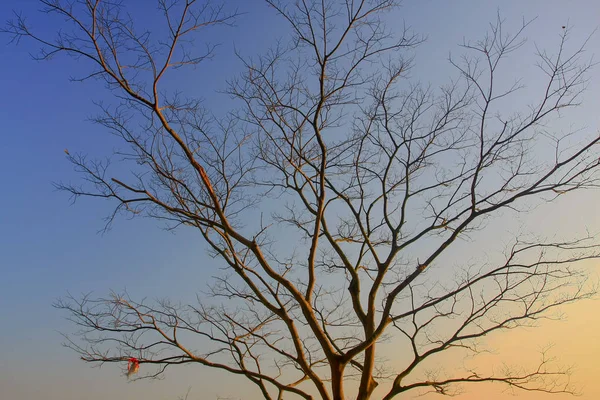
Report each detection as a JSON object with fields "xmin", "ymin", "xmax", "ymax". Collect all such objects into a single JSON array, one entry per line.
[{"xmin": 1, "ymin": 0, "xmax": 599, "ymax": 399}]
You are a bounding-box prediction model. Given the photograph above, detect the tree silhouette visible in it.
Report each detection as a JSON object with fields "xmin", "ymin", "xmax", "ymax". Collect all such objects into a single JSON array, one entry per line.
[{"xmin": 4, "ymin": 1, "xmax": 600, "ymax": 399}]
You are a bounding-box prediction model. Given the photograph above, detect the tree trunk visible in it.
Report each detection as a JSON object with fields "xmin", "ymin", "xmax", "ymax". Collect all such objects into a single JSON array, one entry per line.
[
  {"xmin": 330, "ymin": 359, "xmax": 346, "ymax": 400},
  {"xmin": 356, "ymin": 342, "xmax": 378, "ymax": 400}
]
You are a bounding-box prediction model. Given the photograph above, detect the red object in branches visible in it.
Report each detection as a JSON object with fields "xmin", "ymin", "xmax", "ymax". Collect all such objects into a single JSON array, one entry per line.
[{"xmin": 127, "ymin": 357, "xmax": 140, "ymax": 378}]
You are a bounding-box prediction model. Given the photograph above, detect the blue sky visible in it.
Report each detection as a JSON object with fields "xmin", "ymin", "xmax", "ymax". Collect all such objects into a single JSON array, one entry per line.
[{"xmin": 1, "ymin": 1, "xmax": 600, "ymax": 399}]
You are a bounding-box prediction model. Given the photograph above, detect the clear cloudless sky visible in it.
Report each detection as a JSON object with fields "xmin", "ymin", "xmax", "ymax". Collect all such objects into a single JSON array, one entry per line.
[{"xmin": 1, "ymin": 0, "xmax": 599, "ymax": 399}]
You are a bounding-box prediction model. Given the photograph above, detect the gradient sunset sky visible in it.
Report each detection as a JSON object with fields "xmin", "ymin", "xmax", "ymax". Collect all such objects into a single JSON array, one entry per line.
[{"xmin": 1, "ymin": 0, "xmax": 599, "ymax": 399}]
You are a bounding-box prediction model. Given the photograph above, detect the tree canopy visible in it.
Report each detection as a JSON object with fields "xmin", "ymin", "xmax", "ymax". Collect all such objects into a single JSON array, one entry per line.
[{"xmin": 4, "ymin": 1, "xmax": 600, "ymax": 399}]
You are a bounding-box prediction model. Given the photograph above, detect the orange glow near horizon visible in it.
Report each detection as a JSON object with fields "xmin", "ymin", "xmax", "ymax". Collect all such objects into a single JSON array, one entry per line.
[{"xmin": 410, "ymin": 260, "xmax": 600, "ymax": 399}]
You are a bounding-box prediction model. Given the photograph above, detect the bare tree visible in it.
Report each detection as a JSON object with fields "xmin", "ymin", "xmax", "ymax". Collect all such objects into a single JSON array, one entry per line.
[{"xmin": 4, "ymin": 1, "xmax": 600, "ymax": 399}]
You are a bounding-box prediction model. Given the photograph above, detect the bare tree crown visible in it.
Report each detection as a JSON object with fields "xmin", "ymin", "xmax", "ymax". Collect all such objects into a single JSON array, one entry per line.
[{"xmin": 4, "ymin": 1, "xmax": 600, "ymax": 399}]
